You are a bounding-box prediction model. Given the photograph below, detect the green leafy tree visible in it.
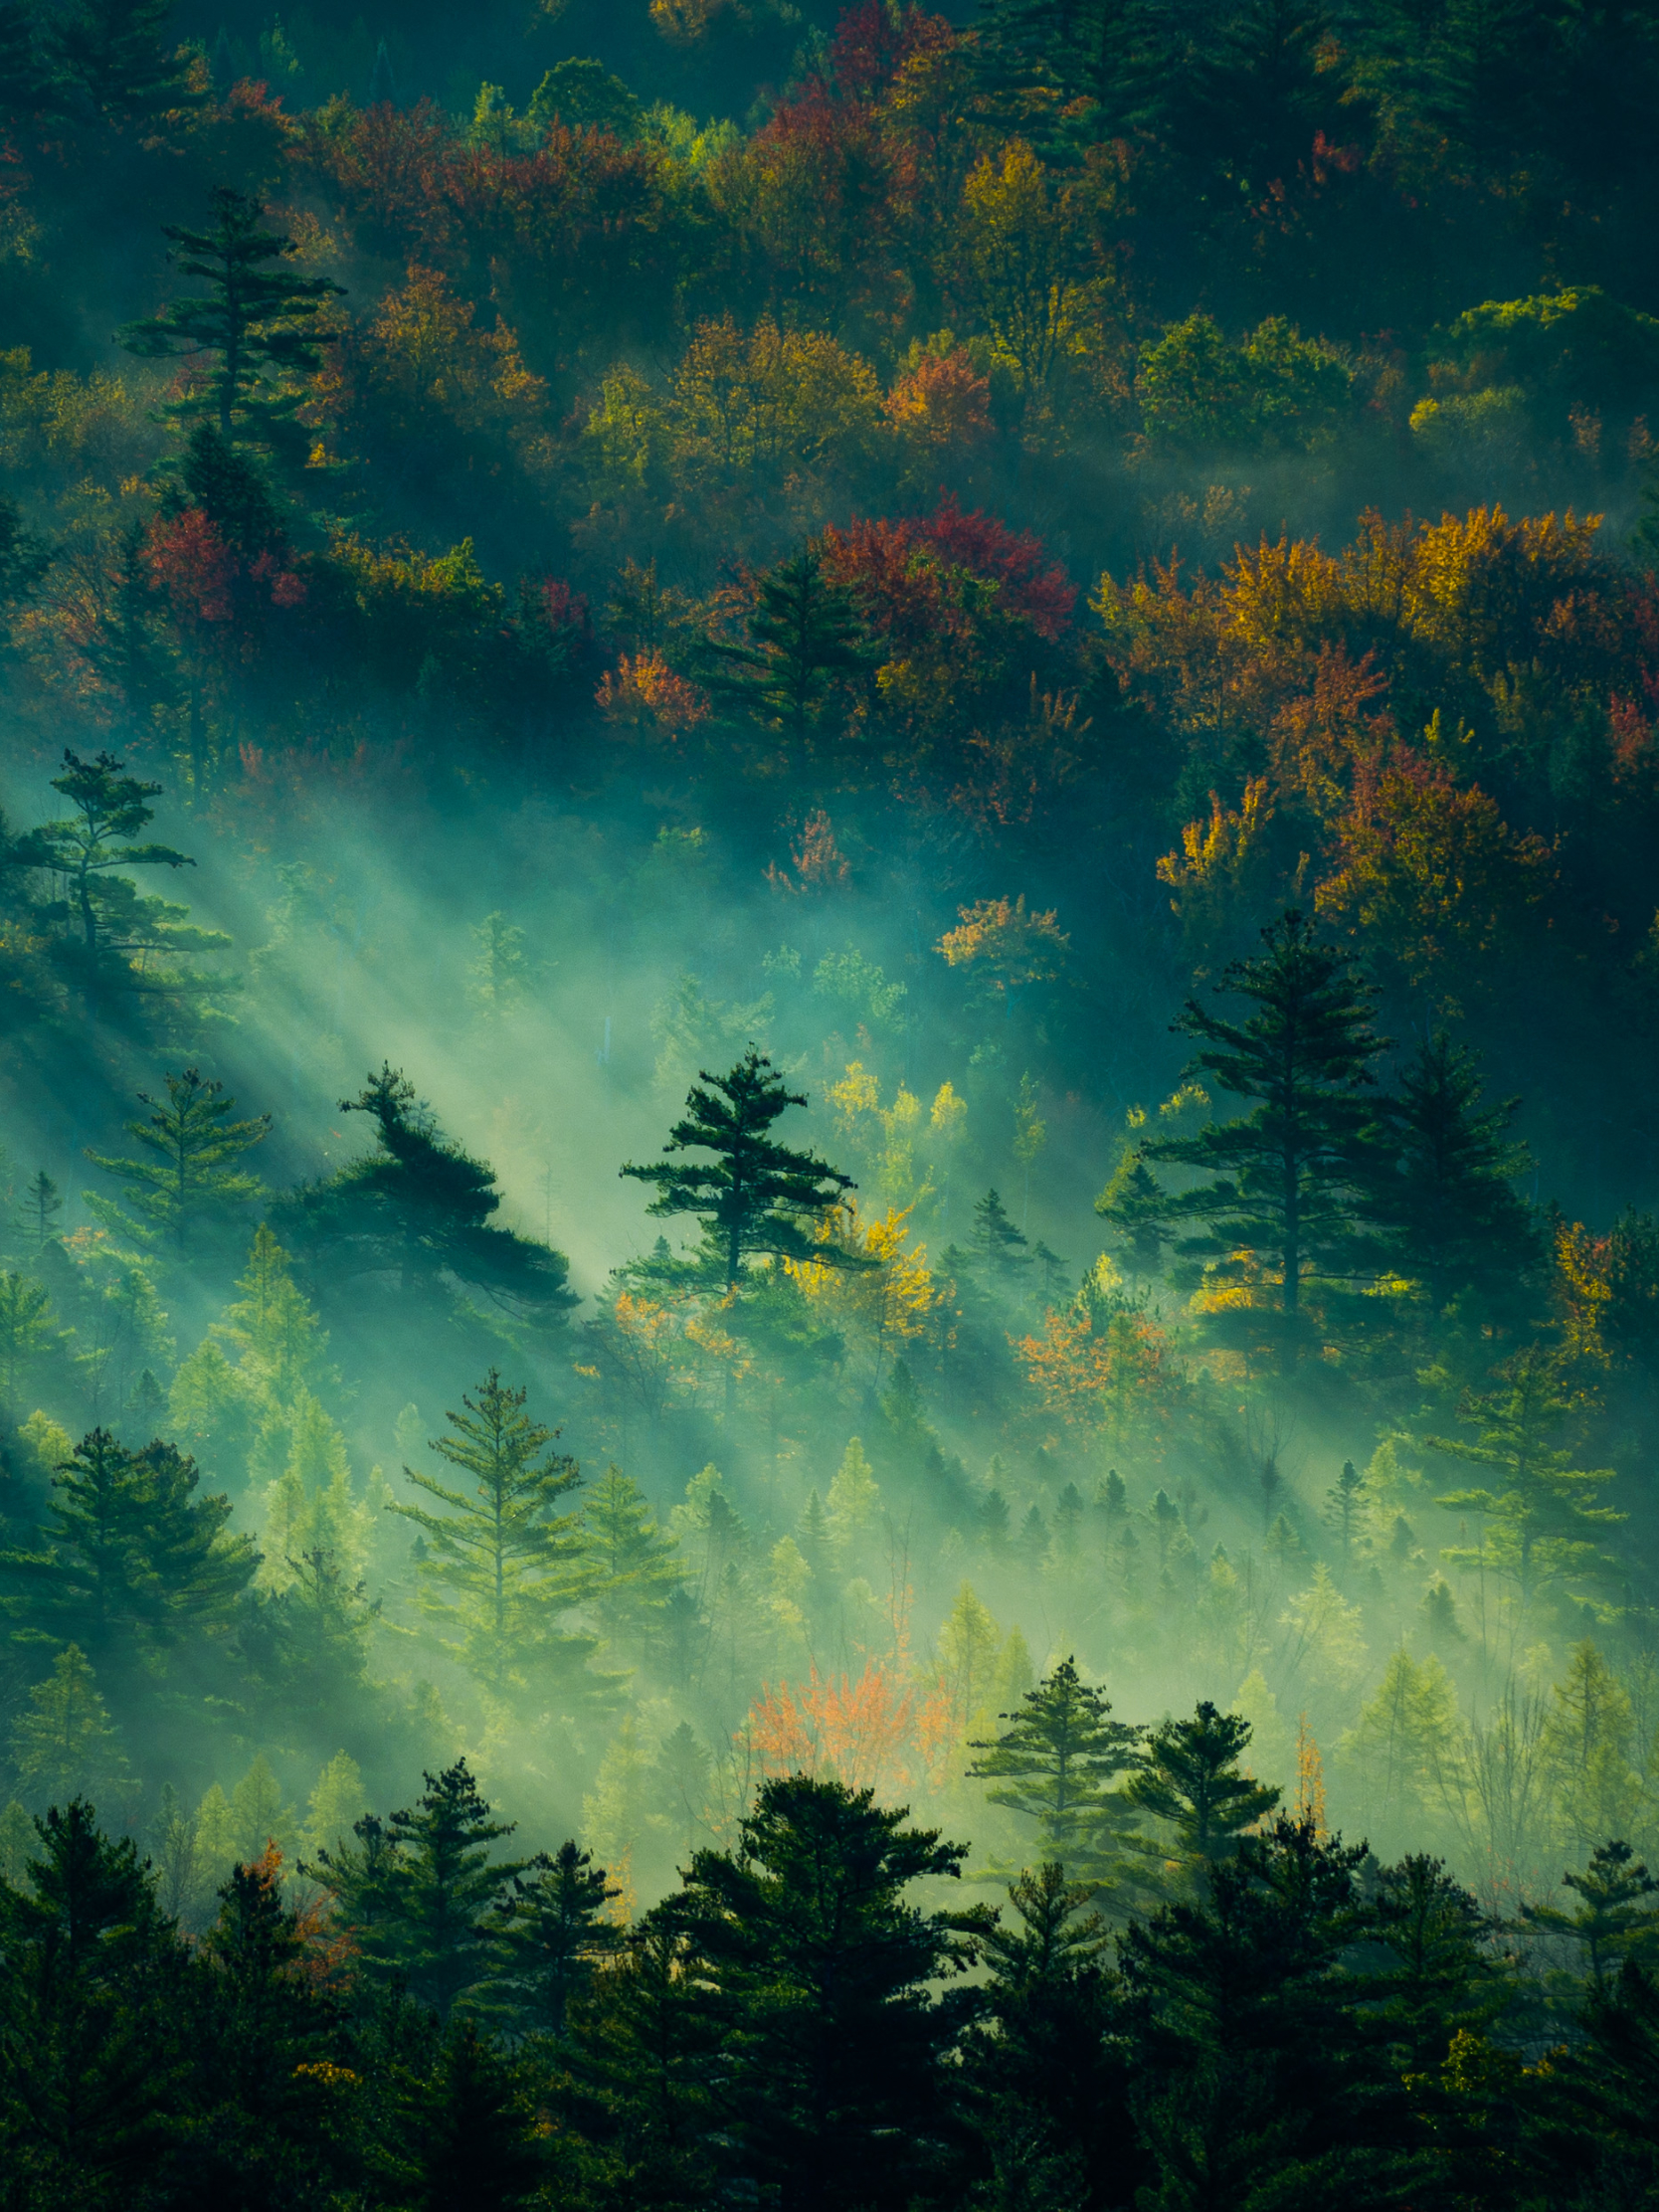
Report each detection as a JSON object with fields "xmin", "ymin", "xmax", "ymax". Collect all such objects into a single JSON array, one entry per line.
[
  {"xmin": 27, "ymin": 750, "xmax": 231, "ymax": 1023},
  {"xmin": 665, "ymin": 1773, "xmax": 993, "ymax": 2212},
  {"xmin": 623, "ymin": 1050, "xmax": 871, "ymax": 1291},
  {"xmin": 1140, "ymin": 910, "xmax": 1382, "ymax": 1346},
  {"xmin": 1325, "ymin": 1458, "xmax": 1366, "ymax": 1577},
  {"xmin": 307, "ymin": 1761, "xmax": 522, "ymax": 2020},
  {"xmin": 493, "ymin": 1840, "xmax": 625, "ymax": 2040},
  {"xmin": 705, "ymin": 549, "xmax": 864, "ymax": 736},
  {"xmin": 1523, "ymin": 1840, "xmax": 1659, "ymax": 1984},
  {"xmin": 119, "ymin": 189, "xmax": 342, "ymax": 452},
  {"xmin": 1127, "ymin": 1699, "xmax": 1281, "ymax": 1893},
  {"xmin": 1094, "ymin": 1149, "xmax": 1173, "ymax": 1275},
  {"xmin": 276, "ymin": 1065, "xmax": 576, "ymax": 1319},
  {"xmin": 87, "ymin": 1068, "xmax": 270, "ymax": 1252},
  {"xmin": 9, "ymin": 1646, "xmax": 131, "ymax": 1810},
  {"xmin": 1364, "ymin": 1030, "xmax": 1541, "ymax": 1312},
  {"xmin": 968, "ymin": 1657, "xmax": 1144, "ymax": 1885},
  {"xmin": 392, "ymin": 1371, "xmax": 592, "ymax": 1697},
  {"xmin": 1431, "ymin": 1340, "xmax": 1622, "ymax": 1612},
  {"xmin": 3, "ymin": 1428, "xmax": 257, "ymax": 1677}
]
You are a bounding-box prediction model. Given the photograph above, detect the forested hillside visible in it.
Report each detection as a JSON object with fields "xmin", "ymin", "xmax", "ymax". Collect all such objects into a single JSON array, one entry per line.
[{"xmin": 6, "ymin": 0, "xmax": 1659, "ymax": 2204}]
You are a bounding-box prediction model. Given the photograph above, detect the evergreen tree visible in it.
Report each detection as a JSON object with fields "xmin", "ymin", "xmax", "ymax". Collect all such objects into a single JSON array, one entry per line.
[
  {"xmin": 27, "ymin": 750, "xmax": 231, "ymax": 1023},
  {"xmin": 215, "ymin": 1222, "xmax": 332, "ymax": 1397},
  {"xmin": 968, "ymin": 1656, "xmax": 1144, "ymax": 1883},
  {"xmin": 276, "ymin": 1065, "xmax": 575, "ymax": 1318},
  {"xmin": 383, "ymin": 2019, "xmax": 547, "ymax": 2210},
  {"xmin": 86, "ymin": 1068, "xmax": 270, "ymax": 1253},
  {"xmin": 118, "ymin": 189, "xmax": 342, "ymax": 452},
  {"xmin": 1364, "ymin": 1030, "xmax": 1541, "ymax": 1312},
  {"xmin": 1522, "ymin": 1840, "xmax": 1659, "ymax": 1984},
  {"xmin": 493, "ymin": 1839, "xmax": 625, "ymax": 2039},
  {"xmin": 17, "ymin": 1170, "xmax": 61, "ymax": 1249},
  {"xmin": 4, "ymin": 1428, "xmax": 258, "ymax": 1673},
  {"xmin": 1431, "ymin": 1340, "xmax": 1621, "ymax": 1612},
  {"xmin": 623, "ymin": 1050, "xmax": 870, "ymax": 1290},
  {"xmin": 665, "ymin": 1774, "xmax": 992, "ymax": 2212},
  {"xmin": 308, "ymin": 1761, "xmax": 523, "ymax": 2020},
  {"xmin": 705, "ymin": 549, "xmax": 864, "ymax": 736},
  {"xmin": 1368, "ymin": 1854, "xmax": 1506, "ymax": 2071},
  {"xmin": 1094, "ymin": 1149, "xmax": 1172, "ymax": 1275},
  {"xmin": 1140, "ymin": 911, "xmax": 1382, "ymax": 1346},
  {"xmin": 1127, "ymin": 1699, "xmax": 1281, "ymax": 1893},
  {"xmin": 1325, "ymin": 1458, "xmax": 1366, "ymax": 1576},
  {"xmin": 45, "ymin": 0, "xmax": 195, "ymax": 124},
  {"xmin": 0, "ymin": 1270, "xmax": 59, "ymax": 1415},
  {"xmin": 564, "ymin": 1915, "xmax": 722, "ymax": 2210},
  {"xmin": 178, "ymin": 1854, "xmax": 354, "ymax": 2206},
  {"xmin": 392, "ymin": 1371, "xmax": 592, "ymax": 1697},
  {"xmin": 955, "ymin": 1862, "xmax": 1144, "ymax": 2212},
  {"xmin": 580, "ymin": 1467, "xmax": 685, "ymax": 1658},
  {"xmin": 1119, "ymin": 1818, "xmax": 1421, "ymax": 2208},
  {"xmin": 0, "ymin": 1801, "xmax": 181, "ymax": 2202},
  {"xmin": 970, "ymin": 1188, "xmax": 1031, "ymax": 1283},
  {"xmin": 9, "ymin": 1645, "xmax": 131, "ymax": 1810}
]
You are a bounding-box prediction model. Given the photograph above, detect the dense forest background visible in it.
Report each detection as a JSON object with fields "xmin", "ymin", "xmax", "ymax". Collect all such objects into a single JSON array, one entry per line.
[{"xmin": 7, "ymin": 0, "xmax": 1659, "ymax": 2202}]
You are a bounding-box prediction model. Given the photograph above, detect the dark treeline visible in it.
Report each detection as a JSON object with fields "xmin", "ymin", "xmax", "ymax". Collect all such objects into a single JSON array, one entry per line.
[{"xmin": 9, "ymin": 0, "xmax": 1659, "ymax": 2203}]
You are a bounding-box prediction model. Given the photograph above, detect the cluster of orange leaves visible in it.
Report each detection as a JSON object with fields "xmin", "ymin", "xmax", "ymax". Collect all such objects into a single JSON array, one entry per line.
[{"xmin": 747, "ymin": 1661, "xmax": 952, "ymax": 1796}]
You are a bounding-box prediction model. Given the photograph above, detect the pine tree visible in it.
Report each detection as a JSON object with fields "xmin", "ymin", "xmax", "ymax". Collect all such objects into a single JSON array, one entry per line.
[
  {"xmin": 580, "ymin": 1467, "xmax": 685, "ymax": 1659},
  {"xmin": 704, "ymin": 548, "xmax": 864, "ymax": 735},
  {"xmin": 229, "ymin": 1753, "xmax": 296, "ymax": 1866},
  {"xmin": 17, "ymin": 1169, "xmax": 62, "ymax": 1248},
  {"xmin": 1325, "ymin": 1458, "xmax": 1366, "ymax": 1576},
  {"xmin": 308, "ymin": 1761, "xmax": 523, "ymax": 2019},
  {"xmin": 216, "ymin": 1223, "xmax": 331, "ymax": 1397},
  {"xmin": 936, "ymin": 1581, "xmax": 1003, "ymax": 1737},
  {"xmin": 665, "ymin": 1774, "xmax": 993, "ymax": 2212},
  {"xmin": 1119, "ymin": 1818, "xmax": 1417, "ymax": 2207},
  {"xmin": 1140, "ymin": 910, "xmax": 1382, "ymax": 1346},
  {"xmin": 1523, "ymin": 1840, "xmax": 1659, "ymax": 1984},
  {"xmin": 969, "ymin": 1188, "xmax": 1031, "ymax": 1285},
  {"xmin": 1432, "ymin": 1340, "xmax": 1621, "ymax": 1612},
  {"xmin": 1094, "ymin": 1149, "xmax": 1172, "ymax": 1274},
  {"xmin": 385, "ymin": 2019, "xmax": 547, "ymax": 2208},
  {"xmin": 1369, "ymin": 1854, "xmax": 1505, "ymax": 2071},
  {"xmin": 87, "ymin": 1068, "xmax": 270, "ymax": 1252},
  {"xmin": 118, "ymin": 189, "xmax": 341, "ymax": 452},
  {"xmin": 826, "ymin": 1436, "xmax": 880, "ymax": 1544},
  {"xmin": 302, "ymin": 1749, "xmax": 369, "ymax": 1864},
  {"xmin": 1127, "ymin": 1700, "xmax": 1281, "ymax": 1893},
  {"xmin": 493, "ymin": 1839, "xmax": 625, "ymax": 2038},
  {"xmin": 956, "ymin": 1862, "xmax": 1143, "ymax": 2212},
  {"xmin": 968, "ymin": 1656, "xmax": 1144, "ymax": 1882},
  {"xmin": 45, "ymin": 0, "xmax": 196, "ymax": 124},
  {"xmin": 10, "ymin": 1644, "xmax": 130, "ymax": 1811},
  {"xmin": 0, "ymin": 1801, "xmax": 179, "ymax": 2200},
  {"xmin": 0, "ymin": 1269, "xmax": 59, "ymax": 1414},
  {"xmin": 5, "ymin": 1428, "xmax": 258, "ymax": 1672},
  {"xmin": 392, "ymin": 1371, "xmax": 592, "ymax": 1697},
  {"xmin": 276, "ymin": 1064, "xmax": 575, "ymax": 1318},
  {"xmin": 623, "ymin": 1050, "xmax": 870, "ymax": 1290},
  {"xmin": 27, "ymin": 749, "xmax": 232, "ymax": 1022},
  {"xmin": 1364, "ymin": 1030, "xmax": 1541, "ymax": 1312}
]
